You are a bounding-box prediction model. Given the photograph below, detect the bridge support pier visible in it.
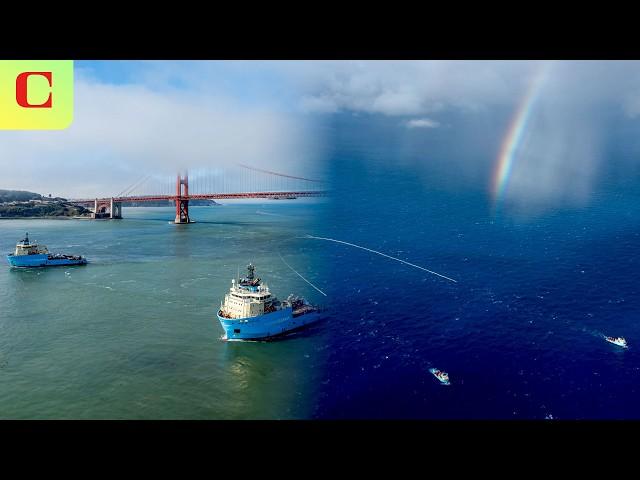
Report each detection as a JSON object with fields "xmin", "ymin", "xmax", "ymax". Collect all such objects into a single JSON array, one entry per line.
[
  {"xmin": 174, "ymin": 173, "xmax": 194, "ymax": 224},
  {"xmin": 110, "ymin": 198, "xmax": 123, "ymax": 219},
  {"xmin": 174, "ymin": 199, "xmax": 192, "ymax": 224}
]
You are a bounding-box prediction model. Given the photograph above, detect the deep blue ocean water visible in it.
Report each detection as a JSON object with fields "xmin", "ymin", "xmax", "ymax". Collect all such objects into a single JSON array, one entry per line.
[{"xmin": 310, "ymin": 115, "xmax": 640, "ymax": 419}]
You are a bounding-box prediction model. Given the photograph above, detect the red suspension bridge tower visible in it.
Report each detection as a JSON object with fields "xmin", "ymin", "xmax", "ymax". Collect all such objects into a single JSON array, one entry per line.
[{"xmin": 175, "ymin": 172, "xmax": 193, "ymax": 224}]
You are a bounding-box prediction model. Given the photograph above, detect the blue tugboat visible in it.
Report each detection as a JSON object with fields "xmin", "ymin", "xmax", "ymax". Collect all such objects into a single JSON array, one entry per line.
[
  {"xmin": 6, "ymin": 233, "xmax": 87, "ymax": 268},
  {"xmin": 217, "ymin": 263, "xmax": 322, "ymax": 341}
]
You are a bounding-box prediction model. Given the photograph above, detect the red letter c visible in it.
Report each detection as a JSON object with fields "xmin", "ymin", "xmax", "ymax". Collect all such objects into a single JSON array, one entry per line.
[{"xmin": 16, "ymin": 72, "xmax": 53, "ymax": 108}]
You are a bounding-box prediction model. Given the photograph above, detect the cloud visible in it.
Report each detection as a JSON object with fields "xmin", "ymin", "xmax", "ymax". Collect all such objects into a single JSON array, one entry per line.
[
  {"xmin": 280, "ymin": 60, "xmax": 640, "ymax": 211},
  {"xmin": 405, "ymin": 118, "xmax": 440, "ymax": 129},
  {"xmin": 0, "ymin": 69, "xmax": 323, "ymax": 197},
  {"xmin": 290, "ymin": 60, "xmax": 534, "ymax": 116},
  {"xmin": 288, "ymin": 60, "xmax": 640, "ymax": 122},
  {"xmin": 299, "ymin": 95, "xmax": 339, "ymax": 114}
]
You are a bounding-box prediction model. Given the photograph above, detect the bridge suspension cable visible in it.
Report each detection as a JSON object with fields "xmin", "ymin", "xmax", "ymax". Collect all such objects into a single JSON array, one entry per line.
[
  {"xmin": 105, "ymin": 165, "xmax": 326, "ymax": 202},
  {"xmin": 237, "ymin": 163, "xmax": 324, "ymax": 183},
  {"xmin": 117, "ymin": 174, "xmax": 151, "ymax": 197}
]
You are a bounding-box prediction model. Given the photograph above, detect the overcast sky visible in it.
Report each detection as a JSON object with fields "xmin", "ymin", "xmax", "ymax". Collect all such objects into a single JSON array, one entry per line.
[{"xmin": 1, "ymin": 61, "xmax": 640, "ymax": 202}]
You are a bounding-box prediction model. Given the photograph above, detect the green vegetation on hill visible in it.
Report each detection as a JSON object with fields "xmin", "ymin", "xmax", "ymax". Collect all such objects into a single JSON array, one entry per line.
[
  {"xmin": 0, "ymin": 203, "xmax": 90, "ymax": 218},
  {"xmin": 0, "ymin": 189, "xmax": 90, "ymax": 218}
]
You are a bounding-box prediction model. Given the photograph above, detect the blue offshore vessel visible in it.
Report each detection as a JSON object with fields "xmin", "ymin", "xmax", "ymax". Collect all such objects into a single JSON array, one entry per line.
[
  {"xmin": 217, "ymin": 263, "xmax": 322, "ymax": 341},
  {"xmin": 6, "ymin": 233, "xmax": 87, "ymax": 268}
]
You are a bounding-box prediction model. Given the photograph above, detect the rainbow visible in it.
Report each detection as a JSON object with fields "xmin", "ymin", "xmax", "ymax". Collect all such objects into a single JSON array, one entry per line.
[{"xmin": 491, "ymin": 63, "xmax": 552, "ymax": 204}]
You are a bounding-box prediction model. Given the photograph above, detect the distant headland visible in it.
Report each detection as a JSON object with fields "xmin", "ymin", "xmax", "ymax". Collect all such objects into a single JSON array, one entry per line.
[{"xmin": 0, "ymin": 190, "xmax": 91, "ymax": 218}]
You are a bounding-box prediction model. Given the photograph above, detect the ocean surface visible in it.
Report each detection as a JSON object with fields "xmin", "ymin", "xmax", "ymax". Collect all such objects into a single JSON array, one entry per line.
[
  {"xmin": 311, "ymin": 115, "xmax": 640, "ymax": 419},
  {"xmin": 0, "ymin": 203, "xmax": 330, "ymax": 419},
  {"xmin": 3, "ymin": 114, "xmax": 640, "ymax": 419}
]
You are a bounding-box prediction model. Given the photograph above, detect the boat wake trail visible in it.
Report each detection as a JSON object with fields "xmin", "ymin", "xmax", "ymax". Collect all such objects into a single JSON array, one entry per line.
[
  {"xmin": 278, "ymin": 252, "xmax": 327, "ymax": 297},
  {"xmin": 302, "ymin": 235, "xmax": 458, "ymax": 283}
]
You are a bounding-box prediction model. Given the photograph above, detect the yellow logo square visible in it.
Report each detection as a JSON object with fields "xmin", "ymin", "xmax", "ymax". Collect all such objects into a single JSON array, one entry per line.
[{"xmin": 0, "ymin": 60, "xmax": 73, "ymax": 130}]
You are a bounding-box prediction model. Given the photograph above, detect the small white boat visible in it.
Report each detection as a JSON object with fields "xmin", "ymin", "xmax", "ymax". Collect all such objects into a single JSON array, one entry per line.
[
  {"xmin": 604, "ymin": 336, "xmax": 628, "ymax": 348},
  {"xmin": 429, "ymin": 368, "xmax": 450, "ymax": 385}
]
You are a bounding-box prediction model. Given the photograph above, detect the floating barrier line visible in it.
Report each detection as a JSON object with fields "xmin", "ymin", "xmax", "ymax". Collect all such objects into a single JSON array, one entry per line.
[
  {"xmin": 302, "ymin": 235, "xmax": 457, "ymax": 283},
  {"xmin": 278, "ymin": 252, "xmax": 327, "ymax": 297}
]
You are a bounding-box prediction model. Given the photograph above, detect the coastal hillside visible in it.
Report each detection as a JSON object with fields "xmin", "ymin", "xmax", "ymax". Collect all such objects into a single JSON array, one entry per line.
[
  {"xmin": 1, "ymin": 189, "xmax": 44, "ymax": 203},
  {"xmin": 0, "ymin": 189, "xmax": 91, "ymax": 218}
]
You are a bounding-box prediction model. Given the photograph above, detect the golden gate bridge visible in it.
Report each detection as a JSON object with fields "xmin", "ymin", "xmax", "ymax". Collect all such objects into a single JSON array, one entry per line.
[{"xmin": 70, "ymin": 164, "xmax": 327, "ymax": 224}]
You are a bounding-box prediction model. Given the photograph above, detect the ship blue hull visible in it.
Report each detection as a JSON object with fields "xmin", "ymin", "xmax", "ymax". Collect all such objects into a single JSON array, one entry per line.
[
  {"xmin": 217, "ymin": 306, "xmax": 321, "ymax": 341},
  {"xmin": 7, "ymin": 254, "xmax": 87, "ymax": 268}
]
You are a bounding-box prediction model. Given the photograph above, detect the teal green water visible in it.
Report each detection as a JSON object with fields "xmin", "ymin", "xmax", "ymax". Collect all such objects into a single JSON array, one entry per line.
[{"xmin": 0, "ymin": 203, "xmax": 329, "ymax": 419}]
